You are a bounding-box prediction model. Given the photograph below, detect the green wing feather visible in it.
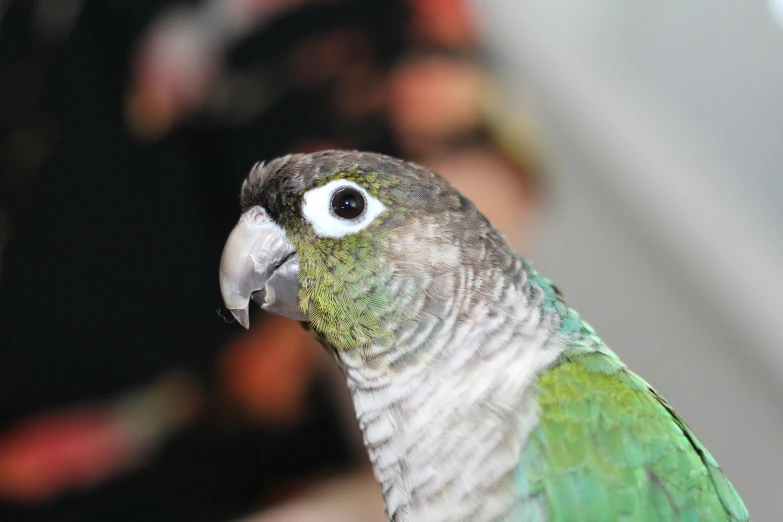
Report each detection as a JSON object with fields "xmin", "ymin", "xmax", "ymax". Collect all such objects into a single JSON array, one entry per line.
[
  {"xmin": 510, "ymin": 266, "xmax": 749, "ymax": 521},
  {"xmin": 513, "ymin": 346, "xmax": 750, "ymax": 522}
]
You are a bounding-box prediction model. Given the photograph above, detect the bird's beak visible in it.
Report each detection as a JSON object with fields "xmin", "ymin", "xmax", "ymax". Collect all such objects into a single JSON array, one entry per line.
[{"xmin": 219, "ymin": 206, "xmax": 305, "ymax": 328}]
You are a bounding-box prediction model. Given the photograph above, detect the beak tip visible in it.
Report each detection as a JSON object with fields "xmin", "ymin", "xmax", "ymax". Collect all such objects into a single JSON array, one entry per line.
[{"xmin": 230, "ymin": 307, "xmax": 250, "ymax": 329}]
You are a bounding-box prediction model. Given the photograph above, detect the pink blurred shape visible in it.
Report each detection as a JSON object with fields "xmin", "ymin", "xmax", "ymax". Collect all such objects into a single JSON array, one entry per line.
[
  {"xmin": 0, "ymin": 374, "xmax": 201, "ymax": 503},
  {"xmin": 0, "ymin": 410, "xmax": 136, "ymax": 502}
]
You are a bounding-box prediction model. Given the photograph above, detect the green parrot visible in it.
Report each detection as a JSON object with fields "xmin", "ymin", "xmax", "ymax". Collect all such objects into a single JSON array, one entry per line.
[{"xmin": 218, "ymin": 151, "xmax": 749, "ymax": 521}]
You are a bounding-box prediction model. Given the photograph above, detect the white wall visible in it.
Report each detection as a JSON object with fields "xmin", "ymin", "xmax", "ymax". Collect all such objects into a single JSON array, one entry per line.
[{"xmin": 476, "ymin": 2, "xmax": 783, "ymax": 520}]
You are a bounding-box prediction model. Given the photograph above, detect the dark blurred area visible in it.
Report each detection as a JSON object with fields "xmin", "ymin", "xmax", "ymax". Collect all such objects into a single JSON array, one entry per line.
[{"xmin": 0, "ymin": 0, "xmax": 540, "ymax": 520}]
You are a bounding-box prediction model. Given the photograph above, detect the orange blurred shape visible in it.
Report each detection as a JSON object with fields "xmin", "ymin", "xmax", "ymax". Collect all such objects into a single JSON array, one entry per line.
[
  {"xmin": 0, "ymin": 411, "xmax": 136, "ymax": 503},
  {"xmin": 388, "ymin": 56, "xmax": 486, "ymax": 155},
  {"xmin": 406, "ymin": 0, "xmax": 476, "ymax": 47},
  {"xmin": 221, "ymin": 314, "xmax": 321, "ymax": 426}
]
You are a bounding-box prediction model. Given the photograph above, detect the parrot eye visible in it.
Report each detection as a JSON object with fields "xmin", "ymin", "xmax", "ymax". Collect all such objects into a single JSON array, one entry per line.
[
  {"xmin": 301, "ymin": 179, "xmax": 387, "ymax": 238},
  {"xmin": 331, "ymin": 187, "xmax": 366, "ymax": 220}
]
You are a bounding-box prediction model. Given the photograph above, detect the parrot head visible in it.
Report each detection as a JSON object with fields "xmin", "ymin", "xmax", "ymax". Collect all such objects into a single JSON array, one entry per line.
[{"xmin": 219, "ymin": 150, "xmax": 502, "ymax": 365}]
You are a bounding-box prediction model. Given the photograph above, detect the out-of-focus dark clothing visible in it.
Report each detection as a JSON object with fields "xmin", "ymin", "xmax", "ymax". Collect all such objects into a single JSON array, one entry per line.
[
  {"xmin": 0, "ymin": 0, "xmax": 534, "ymax": 520},
  {"xmin": 0, "ymin": 1, "xmax": 404, "ymax": 520}
]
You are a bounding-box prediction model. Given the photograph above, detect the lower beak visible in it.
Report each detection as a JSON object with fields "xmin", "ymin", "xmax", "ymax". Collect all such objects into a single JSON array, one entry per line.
[{"xmin": 219, "ymin": 207, "xmax": 305, "ymax": 328}]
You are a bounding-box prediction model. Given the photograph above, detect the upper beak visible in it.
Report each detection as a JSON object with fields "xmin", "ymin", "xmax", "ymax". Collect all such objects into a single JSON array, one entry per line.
[{"xmin": 219, "ymin": 206, "xmax": 305, "ymax": 328}]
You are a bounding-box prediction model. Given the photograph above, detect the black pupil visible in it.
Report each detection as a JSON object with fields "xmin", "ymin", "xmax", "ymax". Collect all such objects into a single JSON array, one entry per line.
[{"xmin": 331, "ymin": 188, "xmax": 365, "ymax": 219}]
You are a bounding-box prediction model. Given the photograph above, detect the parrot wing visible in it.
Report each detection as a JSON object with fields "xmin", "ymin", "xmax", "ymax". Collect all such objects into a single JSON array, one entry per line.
[{"xmin": 512, "ymin": 348, "xmax": 750, "ymax": 522}]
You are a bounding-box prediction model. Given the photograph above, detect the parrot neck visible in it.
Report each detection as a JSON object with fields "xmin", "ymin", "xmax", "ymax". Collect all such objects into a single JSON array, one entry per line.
[{"xmin": 342, "ymin": 263, "xmax": 568, "ymax": 521}]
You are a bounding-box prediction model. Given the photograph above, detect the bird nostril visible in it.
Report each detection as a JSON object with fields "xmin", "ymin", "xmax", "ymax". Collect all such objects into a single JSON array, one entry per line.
[{"xmin": 251, "ymin": 207, "xmax": 267, "ymax": 223}]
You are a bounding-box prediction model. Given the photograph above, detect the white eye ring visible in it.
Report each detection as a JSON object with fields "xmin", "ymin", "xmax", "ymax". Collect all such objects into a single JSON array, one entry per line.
[{"xmin": 302, "ymin": 179, "xmax": 387, "ymax": 238}]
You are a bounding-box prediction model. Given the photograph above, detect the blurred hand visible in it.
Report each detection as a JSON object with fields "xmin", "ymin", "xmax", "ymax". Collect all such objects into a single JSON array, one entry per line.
[
  {"xmin": 126, "ymin": 0, "xmax": 333, "ymax": 138},
  {"xmin": 424, "ymin": 146, "xmax": 539, "ymax": 254},
  {"xmin": 388, "ymin": 56, "xmax": 487, "ymax": 157}
]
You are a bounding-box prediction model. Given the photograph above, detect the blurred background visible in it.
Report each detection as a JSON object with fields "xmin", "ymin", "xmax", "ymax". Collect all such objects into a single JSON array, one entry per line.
[{"xmin": 0, "ymin": 0, "xmax": 780, "ymax": 521}]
